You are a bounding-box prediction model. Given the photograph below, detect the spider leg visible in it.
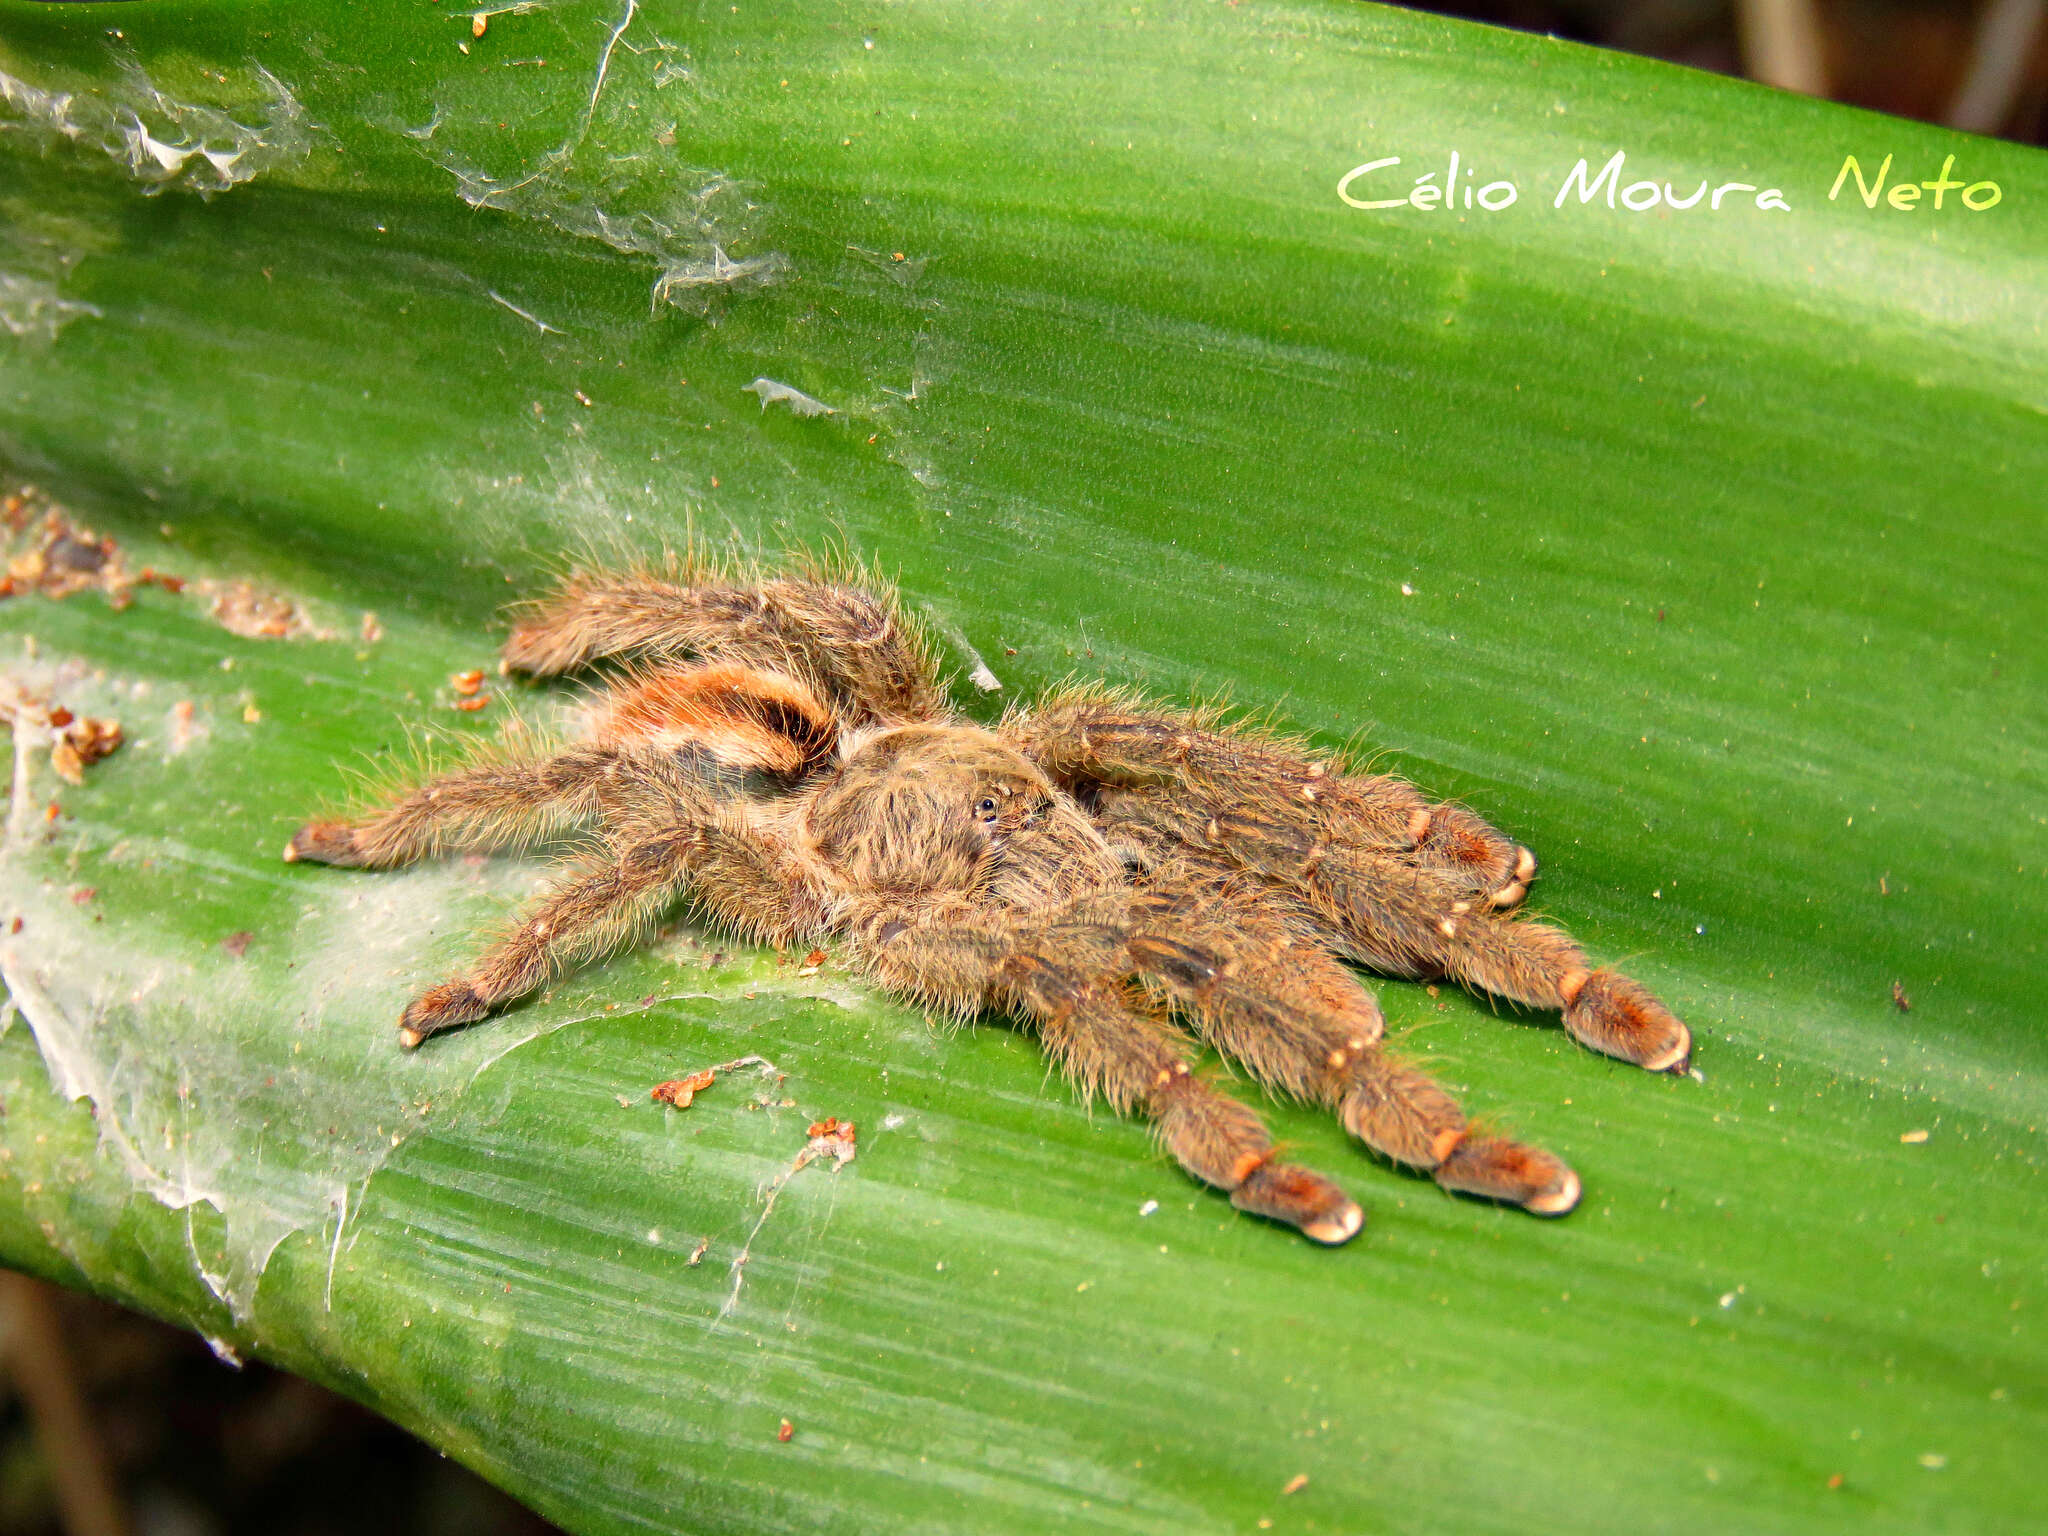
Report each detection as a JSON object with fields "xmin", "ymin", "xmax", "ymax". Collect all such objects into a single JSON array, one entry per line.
[
  {"xmin": 1006, "ymin": 691, "xmax": 1533, "ymax": 906},
  {"xmin": 284, "ymin": 745, "xmax": 636, "ymax": 869},
  {"xmin": 500, "ymin": 564, "xmax": 947, "ymax": 726},
  {"xmin": 1102, "ymin": 794, "xmax": 1689, "ymax": 1073},
  {"xmin": 400, "ymin": 802, "xmax": 834, "ymax": 1045},
  {"xmin": 1298, "ymin": 847, "xmax": 1690, "ymax": 1072},
  {"xmin": 859, "ymin": 899, "xmax": 1364, "ymax": 1244},
  {"xmin": 397, "ymin": 839, "xmax": 692, "ymax": 1046},
  {"xmin": 1121, "ymin": 891, "xmax": 1580, "ymax": 1214},
  {"xmin": 1274, "ymin": 835, "xmax": 1690, "ymax": 1074}
]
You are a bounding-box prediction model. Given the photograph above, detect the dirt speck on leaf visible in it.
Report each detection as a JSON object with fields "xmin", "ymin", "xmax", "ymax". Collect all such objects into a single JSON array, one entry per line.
[{"xmin": 198, "ymin": 580, "xmax": 335, "ymax": 641}]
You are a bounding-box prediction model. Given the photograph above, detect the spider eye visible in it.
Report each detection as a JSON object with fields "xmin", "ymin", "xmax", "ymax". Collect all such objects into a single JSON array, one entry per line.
[{"xmin": 976, "ymin": 796, "xmax": 999, "ymax": 817}]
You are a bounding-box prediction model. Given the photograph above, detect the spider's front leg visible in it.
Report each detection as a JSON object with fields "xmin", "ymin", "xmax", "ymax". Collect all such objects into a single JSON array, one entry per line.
[
  {"xmin": 1121, "ymin": 889, "xmax": 1582, "ymax": 1214},
  {"xmin": 858, "ymin": 898, "xmax": 1364, "ymax": 1244},
  {"xmin": 399, "ymin": 804, "xmax": 832, "ymax": 1046},
  {"xmin": 1006, "ymin": 691, "xmax": 1535, "ymax": 907},
  {"xmin": 1091, "ymin": 788, "xmax": 1689, "ymax": 1074},
  {"xmin": 285, "ymin": 744, "xmax": 636, "ymax": 869}
]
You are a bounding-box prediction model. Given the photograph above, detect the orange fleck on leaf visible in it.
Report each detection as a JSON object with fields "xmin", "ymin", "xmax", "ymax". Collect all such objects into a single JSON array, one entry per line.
[
  {"xmin": 651, "ymin": 1069, "xmax": 719, "ymax": 1109},
  {"xmin": 1281, "ymin": 1473, "xmax": 1309, "ymax": 1496},
  {"xmin": 777, "ymin": 1419, "xmax": 794, "ymax": 1442},
  {"xmin": 453, "ymin": 694, "xmax": 490, "ymax": 712},
  {"xmin": 452, "ymin": 669, "xmax": 485, "ymax": 696}
]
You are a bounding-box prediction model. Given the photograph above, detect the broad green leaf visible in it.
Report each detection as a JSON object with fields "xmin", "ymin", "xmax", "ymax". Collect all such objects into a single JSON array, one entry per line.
[{"xmin": 0, "ymin": 2, "xmax": 2042, "ymax": 1533}]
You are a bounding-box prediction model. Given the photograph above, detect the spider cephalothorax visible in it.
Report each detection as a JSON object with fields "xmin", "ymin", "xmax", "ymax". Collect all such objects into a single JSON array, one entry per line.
[{"xmin": 285, "ymin": 554, "xmax": 1691, "ymax": 1244}]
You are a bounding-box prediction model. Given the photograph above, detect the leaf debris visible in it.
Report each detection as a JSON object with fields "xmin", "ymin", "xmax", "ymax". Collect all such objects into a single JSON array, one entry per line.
[
  {"xmin": 198, "ymin": 579, "xmax": 335, "ymax": 641},
  {"xmin": 716, "ymin": 1112, "xmax": 857, "ymax": 1322},
  {"xmin": 743, "ymin": 378, "xmax": 837, "ymax": 417},
  {"xmin": 650, "ymin": 1053, "xmax": 780, "ymax": 1110},
  {"xmin": 1, "ymin": 684, "xmax": 123, "ymax": 788}
]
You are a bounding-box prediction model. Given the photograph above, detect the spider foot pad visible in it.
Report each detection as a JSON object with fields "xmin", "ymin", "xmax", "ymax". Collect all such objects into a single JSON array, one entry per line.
[
  {"xmin": 1229, "ymin": 1160, "xmax": 1365, "ymax": 1245},
  {"xmin": 283, "ymin": 820, "xmax": 363, "ymax": 866},
  {"xmin": 398, "ymin": 980, "xmax": 489, "ymax": 1048},
  {"xmin": 1563, "ymin": 969, "xmax": 1692, "ymax": 1073},
  {"xmin": 1435, "ymin": 1135, "xmax": 1581, "ymax": 1215}
]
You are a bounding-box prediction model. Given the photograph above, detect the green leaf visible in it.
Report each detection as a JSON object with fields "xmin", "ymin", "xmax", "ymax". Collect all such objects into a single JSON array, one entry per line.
[{"xmin": 0, "ymin": 2, "xmax": 2042, "ymax": 1532}]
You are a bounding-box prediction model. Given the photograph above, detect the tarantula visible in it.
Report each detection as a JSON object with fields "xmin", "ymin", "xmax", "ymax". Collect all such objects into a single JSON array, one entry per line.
[{"xmin": 284, "ymin": 555, "xmax": 1690, "ymax": 1243}]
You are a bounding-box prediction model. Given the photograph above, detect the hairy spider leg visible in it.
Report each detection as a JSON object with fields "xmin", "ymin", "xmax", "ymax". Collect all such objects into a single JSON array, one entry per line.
[
  {"xmin": 397, "ymin": 837, "xmax": 697, "ymax": 1046},
  {"xmin": 398, "ymin": 792, "xmax": 836, "ymax": 1045},
  {"xmin": 284, "ymin": 744, "xmax": 638, "ymax": 868},
  {"xmin": 1006, "ymin": 693, "xmax": 1534, "ymax": 906},
  {"xmin": 501, "ymin": 566, "xmax": 947, "ymax": 726},
  {"xmin": 859, "ymin": 899, "xmax": 1365, "ymax": 1244},
  {"xmin": 1122, "ymin": 889, "xmax": 1579, "ymax": 1213},
  {"xmin": 288, "ymin": 662, "xmax": 840, "ymax": 870}
]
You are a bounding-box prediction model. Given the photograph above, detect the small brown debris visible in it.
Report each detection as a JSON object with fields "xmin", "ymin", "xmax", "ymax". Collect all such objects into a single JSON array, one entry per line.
[
  {"xmin": 1900, "ymin": 1129, "xmax": 1930, "ymax": 1144},
  {"xmin": 359, "ymin": 611, "xmax": 384, "ymax": 644},
  {"xmin": 1281, "ymin": 1473, "xmax": 1309, "ymax": 1496},
  {"xmin": 3, "ymin": 494, "xmax": 153, "ymax": 605},
  {"xmin": 207, "ymin": 583, "xmax": 287, "ymax": 638},
  {"xmin": 800, "ymin": 947, "xmax": 829, "ymax": 968},
  {"xmin": 1891, "ymin": 980, "xmax": 1911, "ymax": 1012},
  {"xmin": 472, "ymin": 12, "xmax": 487, "ymax": 36},
  {"xmin": 651, "ymin": 1068, "xmax": 719, "ymax": 1109},
  {"xmin": 453, "ymin": 694, "xmax": 490, "ymax": 713},
  {"xmin": 573, "ymin": 390, "xmax": 594, "ymax": 407},
  {"xmin": 801, "ymin": 1117, "xmax": 858, "ymax": 1171},
  {"xmin": 686, "ymin": 1236, "xmax": 709, "ymax": 1266},
  {"xmin": 776, "ymin": 1419, "xmax": 793, "ymax": 1442},
  {"xmin": 221, "ymin": 931, "xmax": 254, "ymax": 958},
  {"xmin": 8, "ymin": 917, "xmax": 21, "ymax": 934},
  {"xmin": 241, "ymin": 703, "xmax": 262, "ymax": 725},
  {"xmin": 70, "ymin": 887, "xmax": 96, "ymax": 905},
  {"xmin": 451, "ymin": 669, "xmax": 485, "ymax": 696},
  {"xmin": 47, "ymin": 713, "xmax": 123, "ymax": 786}
]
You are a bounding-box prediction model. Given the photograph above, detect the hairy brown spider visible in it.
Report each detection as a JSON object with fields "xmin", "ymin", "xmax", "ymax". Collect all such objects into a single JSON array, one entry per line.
[{"xmin": 284, "ymin": 554, "xmax": 1691, "ymax": 1243}]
